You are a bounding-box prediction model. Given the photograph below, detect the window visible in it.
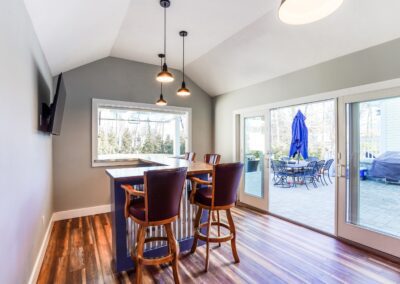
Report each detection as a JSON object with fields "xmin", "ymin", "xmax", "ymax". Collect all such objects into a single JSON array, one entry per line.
[{"xmin": 92, "ymin": 99, "xmax": 191, "ymax": 167}]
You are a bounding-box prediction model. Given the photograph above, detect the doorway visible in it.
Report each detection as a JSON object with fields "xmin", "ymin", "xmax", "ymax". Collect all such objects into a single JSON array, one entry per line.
[{"xmin": 268, "ymin": 100, "xmax": 336, "ymax": 234}]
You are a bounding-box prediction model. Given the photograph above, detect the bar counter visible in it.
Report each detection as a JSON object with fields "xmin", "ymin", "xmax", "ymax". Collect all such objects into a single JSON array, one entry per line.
[{"xmin": 106, "ymin": 156, "xmax": 212, "ymax": 273}]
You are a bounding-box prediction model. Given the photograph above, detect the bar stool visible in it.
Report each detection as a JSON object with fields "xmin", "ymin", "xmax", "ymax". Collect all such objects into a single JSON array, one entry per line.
[
  {"xmin": 189, "ymin": 162, "xmax": 244, "ymax": 272},
  {"xmin": 202, "ymin": 154, "xmax": 221, "ymax": 221},
  {"xmin": 121, "ymin": 167, "xmax": 187, "ymax": 284},
  {"xmin": 184, "ymin": 152, "xmax": 196, "ymax": 161},
  {"xmin": 204, "ymin": 153, "xmax": 221, "ymax": 165}
]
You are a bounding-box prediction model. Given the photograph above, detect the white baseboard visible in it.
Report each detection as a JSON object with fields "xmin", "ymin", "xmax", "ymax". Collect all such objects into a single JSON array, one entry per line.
[
  {"xmin": 28, "ymin": 214, "xmax": 55, "ymax": 284},
  {"xmin": 28, "ymin": 204, "xmax": 112, "ymax": 283},
  {"xmin": 53, "ymin": 204, "xmax": 111, "ymax": 221}
]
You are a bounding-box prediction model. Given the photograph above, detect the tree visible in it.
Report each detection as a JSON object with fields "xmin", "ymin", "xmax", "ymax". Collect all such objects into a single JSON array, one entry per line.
[
  {"xmin": 98, "ymin": 129, "xmax": 107, "ymax": 155},
  {"xmin": 164, "ymin": 135, "xmax": 173, "ymax": 154},
  {"xmin": 179, "ymin": 136, "xmax": 185, "ymax": 155},
  {"xmin": 107, "ymin": 130, "xmax": 118, "ymax": 154},
  {"xmin": 154, "ymin": 134, "xmax": 164, "ymax": 153},
  {"xmin": 140, "ymin": 124, "xmax": 154, "ymax": 154},
  {"xmin": 120, "ymin": 128, "xmax": 133, "ymax": 154}
]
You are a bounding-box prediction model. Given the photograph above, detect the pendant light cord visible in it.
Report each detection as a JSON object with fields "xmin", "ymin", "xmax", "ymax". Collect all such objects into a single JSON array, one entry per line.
[
  {"xmin": 182, "ymin": 35, "xmax": 185, "ymax": 81},
  {"xmin": 160, "ymin": 56, "xmax": 163, "ymax": 93},
  {"xmin": 164, "ymin": 7, "xmax": 167, "ymax": 60}
]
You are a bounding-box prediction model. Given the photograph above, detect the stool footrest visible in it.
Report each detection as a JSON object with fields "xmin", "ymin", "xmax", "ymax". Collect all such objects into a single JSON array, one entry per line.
[
  {"xmin": 140, "ymin": 254, "xmax": 175, "ymax": 266},
  {"xmin": 196, "ymin": 231, "xmax": 233, "ymax": 243},
  {"xmin": 144, "ymin": 236, "xmax": 168, "ymax": 243},
  {"xmin": 199, "ymin": 221, "xmax": 230, "ymax": 230}
]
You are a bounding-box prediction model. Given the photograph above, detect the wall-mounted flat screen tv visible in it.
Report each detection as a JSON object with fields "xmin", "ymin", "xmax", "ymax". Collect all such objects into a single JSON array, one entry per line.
[{"xmin": 40, "ymin": 73, "xmax": 66, "ymax": 135}]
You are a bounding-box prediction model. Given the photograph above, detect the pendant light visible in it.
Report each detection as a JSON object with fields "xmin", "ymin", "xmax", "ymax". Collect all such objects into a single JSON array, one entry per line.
[
  {"xmin": 156, "ymin": 84, "xmax": 167, "ymax": 106},
  {"xmin": 177, "ymin": 31, "xmax": 191, "ymax": 97},
  {"xmin": 279, "ymin": 0, "xmax": 343, "ymax": 25},
  {"xmin": 156, "ymin": 0, "xmax": 174, "ymax": 83},
  {"xmin": 156, "ymin": 54, "xmax": 167, "ymax": 106}
]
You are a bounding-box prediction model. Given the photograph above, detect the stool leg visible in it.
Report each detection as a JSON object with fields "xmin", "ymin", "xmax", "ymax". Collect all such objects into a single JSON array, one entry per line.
[
  {"xmin": 204, "ymin": 210, "xmax": 212, "ymax": 272},
  {"xmin": 190, "ymin": 207, "xmax": 203, "ymax": 253},
  {"xmin": 217, "ymin": 210, "xmax": 221, "ymax": 247},
  {"xmin": 165, "ymin": 223, "xmax": 180, "ymax": 284},
  {"xmin": 226, "ymin": 209, "xmax": 240, "ymax": 263},
  {"xmin": 135, "ymin": 225, "xmax": 146, "ymax": 284}
]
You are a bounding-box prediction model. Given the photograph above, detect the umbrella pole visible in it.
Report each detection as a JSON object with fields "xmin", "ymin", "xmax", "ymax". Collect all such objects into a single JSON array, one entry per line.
[{"xmin": 297, "ymin": 150, "xmax": 300, "ymax": 164}]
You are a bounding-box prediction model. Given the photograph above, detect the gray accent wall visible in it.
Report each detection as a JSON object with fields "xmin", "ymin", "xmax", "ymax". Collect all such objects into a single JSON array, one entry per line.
[
  {"xmin": 214, "ymin": 38, "xmax": 400, "ymax": 162},
  {"xmin": 0, "ymin": 0, "xmax": 53, "ymax": 283},
  {"xmin": 53, "ymin": 57, "xmax": 213, "ymax": 211}
]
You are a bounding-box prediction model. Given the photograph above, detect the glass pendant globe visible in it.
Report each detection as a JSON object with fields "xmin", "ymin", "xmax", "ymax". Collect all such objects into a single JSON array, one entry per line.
[{"xmin": 279, "ymin": 0, "xmax": 343, "ymax": 25}]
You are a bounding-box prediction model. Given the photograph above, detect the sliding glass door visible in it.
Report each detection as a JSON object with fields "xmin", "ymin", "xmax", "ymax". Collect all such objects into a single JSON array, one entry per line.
[
  {"xmin": 268, "ymin": 100, "xmax": 336, "ymax": 234},
  {"xmin": 338, "ymin": 89, "xmax": 400, "ymax": 257},
  {"xmin": 238, "ymin": 111, "xmax": 269, "ymax": 211}
]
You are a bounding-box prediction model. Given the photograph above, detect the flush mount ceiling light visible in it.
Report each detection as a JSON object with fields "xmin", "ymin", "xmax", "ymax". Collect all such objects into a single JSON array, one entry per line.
[
  {"xmin": 177, "ymin": 31, "xmax": 191, "ymax": 97},
  {"xmin": 279, "ymin": 0, "xmax": 343, "ymax": 25},
  {"xmin": 156, "ymin": 0, "xmax": 174, "ymax": 83},
  {"xmin": 156, "ymin": 54, "xmax": 168, "ymax": 106}
]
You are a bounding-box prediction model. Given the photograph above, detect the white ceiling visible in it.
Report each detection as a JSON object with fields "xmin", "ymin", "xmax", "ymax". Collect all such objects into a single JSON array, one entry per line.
[{"xmin": 25, "ymin": 0, "xmax": 400, "ymax": 96}]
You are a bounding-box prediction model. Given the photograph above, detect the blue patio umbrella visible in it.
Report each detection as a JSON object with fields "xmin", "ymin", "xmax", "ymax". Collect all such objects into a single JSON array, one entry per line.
[{"xmin": 289, "ymin": 110, "xmax": 308, "ymax": 162}]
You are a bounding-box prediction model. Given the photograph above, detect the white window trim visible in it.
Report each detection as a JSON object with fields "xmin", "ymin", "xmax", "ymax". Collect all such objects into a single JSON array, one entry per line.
[{"xmin": 91, "ymin": 98, "xmax": 192, "ymax": 167}]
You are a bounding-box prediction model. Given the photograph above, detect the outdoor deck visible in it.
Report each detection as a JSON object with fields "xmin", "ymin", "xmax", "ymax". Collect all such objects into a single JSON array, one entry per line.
[{"xmin": 244, "ymin": 171, "xmax": 400, "ymax": 237}]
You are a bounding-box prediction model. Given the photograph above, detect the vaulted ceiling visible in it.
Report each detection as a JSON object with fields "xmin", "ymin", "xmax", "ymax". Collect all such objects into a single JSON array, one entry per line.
[{"xmin": 25, "ymin": 0, "xmax": 400, "ymax": 96}]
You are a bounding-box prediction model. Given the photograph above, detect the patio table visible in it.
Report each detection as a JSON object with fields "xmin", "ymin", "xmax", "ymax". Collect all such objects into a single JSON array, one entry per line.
[
  {"xmin": 285, "ymin": 161, "xmax": 308, "ymax": 169},
  {"xmin": 284, "ymin": 161, "xmax": 308, "ymax": 187}
]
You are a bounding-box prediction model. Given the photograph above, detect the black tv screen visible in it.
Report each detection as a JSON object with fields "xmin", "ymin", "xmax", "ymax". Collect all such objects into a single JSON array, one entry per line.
[{"xmin": 48, "ymin": 73, "xmax": 66, "ymax": 135}]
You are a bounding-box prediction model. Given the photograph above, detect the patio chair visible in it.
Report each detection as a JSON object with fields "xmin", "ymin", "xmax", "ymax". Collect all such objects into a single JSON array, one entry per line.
[
  {"xmin": 315, "ymin": 160, "xmax": 326, "ymax": 185},
  {"xmin": 307, "ymin": 156, "xmax": 319, "ymax": 162},
  {"xmin": 301, "ymin": 161, "xmax": 319, "ymax": 190},
  {"xmin": 322, "ymin": 159, "xmax": 334, "ymax": 184},
  {"xmin": 271, "ymin": 160, "xmax": 279, "ymax": 182},
  {"xmin": 274, "ymin": 160, "xmax": 291, "ymax": 188},
  {"xmin": 280, "ymin": 157, "xmax": 290, "ymax": 162}
]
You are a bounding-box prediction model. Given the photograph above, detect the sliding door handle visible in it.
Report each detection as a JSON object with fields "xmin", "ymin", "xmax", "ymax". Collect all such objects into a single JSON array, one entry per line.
[{"xmin": 338, "ymin": 164, "xmax": 347, "ymax": 178}]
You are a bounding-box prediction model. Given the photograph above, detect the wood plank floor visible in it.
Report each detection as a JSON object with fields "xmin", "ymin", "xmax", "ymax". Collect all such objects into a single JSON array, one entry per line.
[{"xmin": 37, "ymin": 207, "xmax": 400, "ymax": 283}]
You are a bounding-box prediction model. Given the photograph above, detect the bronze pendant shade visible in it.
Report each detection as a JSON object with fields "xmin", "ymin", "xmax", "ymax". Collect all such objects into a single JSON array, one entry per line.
[
  {"xmin": 156, "ymin": 54, "xmax": 168, "ymax": 106},
  {"xmin": 156, "ymin": 92, "xmax": 167, "ymax": 106},
  {"xmin": 177, "ymin": 30, "xmax": 190, "ymax": 96},
  {"xmin": 156, "ymin": 0, "xmax": 174, "ymax": 83}
]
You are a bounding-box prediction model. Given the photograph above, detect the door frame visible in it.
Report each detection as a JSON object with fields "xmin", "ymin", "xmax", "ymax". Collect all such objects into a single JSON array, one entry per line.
[
  {"xmin": 237, "ymin": 110, "xmax": 269, "ymax": 211},
  {"xmin": 232, "ymin": 78, "xmax": 400, "ymax": 243},
  {"xmin": 337, "ymin": 86, "xmax": 400, "ymax": 257}
]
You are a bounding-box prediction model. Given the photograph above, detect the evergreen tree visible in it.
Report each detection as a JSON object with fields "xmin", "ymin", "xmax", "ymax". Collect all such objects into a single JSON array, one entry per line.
[
  {"xmin": 140, "ymin": 123, "xmax": 154, "ymax": 153},
  {"xmin": 120, "ymin": 128, "xmax": 133, "ymax": 154},
  {"xmin": 151, "ymin": 134, "xmax": 161, "ymax": 153},
  {"xmin": 164, "ymin": 135, "xmax": 173, "ymax": 154},
  {"xmin": 179, "ymin": 136, "xmax": 185, "ymax": 155},
  {"xmin": 98, "ymin": 129, "xmax": 107, "ymax": 155},
  {"xmin": 107, "ymin": 130, "xmax": 118, "ymax": 154}
]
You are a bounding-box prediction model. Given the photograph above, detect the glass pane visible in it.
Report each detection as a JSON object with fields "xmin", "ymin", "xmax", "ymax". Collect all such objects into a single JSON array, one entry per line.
[
  {"xmin": 97, "ymin": 107, "xmax": 188, "ymax": 161},
  {"xmin": 346, "ymin": 97, "xmax": 400, "ymax": 238},
  {"xmin": 269, "ymin": 100, "xmax": 335, "ymax": 234},
  {"xmin": 244, "ymin": 116, "xmax": 265, "ymax": 197}
]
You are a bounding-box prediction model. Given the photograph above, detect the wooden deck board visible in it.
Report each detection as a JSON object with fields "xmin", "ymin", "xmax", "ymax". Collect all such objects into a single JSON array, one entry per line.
[{"xmin": 37, "ymin": 207, "xmax": 400, "ymax": 283}]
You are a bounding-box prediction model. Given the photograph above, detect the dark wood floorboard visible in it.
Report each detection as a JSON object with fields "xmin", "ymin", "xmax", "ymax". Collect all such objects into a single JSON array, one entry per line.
[{"xmin": 37, "ymin": 207, "xmax": 400, "ymax": 283}]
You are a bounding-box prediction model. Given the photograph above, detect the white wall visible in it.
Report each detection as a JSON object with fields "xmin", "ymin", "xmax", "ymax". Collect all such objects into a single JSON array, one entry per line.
[
  {"xmin": 0, "ymin": 1, "xmax": 53, "ymax": 283},
  {"xmin": 214, "ymin": 38, "xmax": 400, "ymax": 162}
]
